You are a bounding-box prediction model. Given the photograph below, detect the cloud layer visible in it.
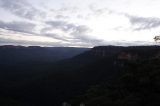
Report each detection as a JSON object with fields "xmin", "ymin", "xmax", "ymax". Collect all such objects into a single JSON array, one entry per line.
[
  {"xmin": 0, "ymin": 21, "xmax": 35, "ymax": 34},
  {"xmin": 0, "ymin": 0, "xmax": 159, "ymax": 47},
  {"xmin": 0, "ymin": 0, "xmax": 45, "ymax": 20},
  {"xmin": 126, "ymin": 15, "xmax": 160, "ymax": 30}
]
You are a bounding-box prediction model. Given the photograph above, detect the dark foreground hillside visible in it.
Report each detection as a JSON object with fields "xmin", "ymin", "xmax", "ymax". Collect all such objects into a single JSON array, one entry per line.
[
  {"xmin": 0, "ymin": 45, "xmax": 160, "ymax": 106},
  {"xmin": 70, "ymin": 56, "xmax": 160, "ymax": 106}
]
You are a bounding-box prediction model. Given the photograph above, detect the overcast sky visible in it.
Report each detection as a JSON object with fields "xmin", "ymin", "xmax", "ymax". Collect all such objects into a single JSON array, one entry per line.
[{"xmin": 0, "ymin": 0, "xmax": 159, "ymax": 47}]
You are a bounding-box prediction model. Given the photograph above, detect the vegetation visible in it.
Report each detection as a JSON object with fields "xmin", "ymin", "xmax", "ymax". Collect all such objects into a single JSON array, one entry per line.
[
  {"xmin": 154, "ymin": 36, "xmax": 160, "ymax": 42},
  {"xmin": 70, "ymin": 57, "xmax": 160, "ymax": 106}
]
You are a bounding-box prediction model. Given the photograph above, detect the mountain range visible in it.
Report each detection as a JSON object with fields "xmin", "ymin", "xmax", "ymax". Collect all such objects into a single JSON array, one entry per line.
[{"xmin": 0, "ymin": 45, "xmax": 160, "ymax": 106}]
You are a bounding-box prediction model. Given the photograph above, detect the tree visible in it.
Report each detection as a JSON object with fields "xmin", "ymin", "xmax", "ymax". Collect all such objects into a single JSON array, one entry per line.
[{"xmin": 154, "ymin": 36, "xmax": 160, "ymax": 42}]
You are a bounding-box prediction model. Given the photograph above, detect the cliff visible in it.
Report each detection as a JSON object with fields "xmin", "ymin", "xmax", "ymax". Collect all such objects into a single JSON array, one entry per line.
[{"xmin": 90, "ymin": 46, "xmax": 160, "ymax": 61}]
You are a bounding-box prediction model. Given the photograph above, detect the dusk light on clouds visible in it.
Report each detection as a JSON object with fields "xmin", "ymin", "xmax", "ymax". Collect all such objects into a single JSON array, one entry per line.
[{"xmin": 0, "ymin": 0, "xmax": 160, "ymax": 47}]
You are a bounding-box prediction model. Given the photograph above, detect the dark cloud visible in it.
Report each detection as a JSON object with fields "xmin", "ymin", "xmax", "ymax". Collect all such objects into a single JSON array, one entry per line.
[
  {"xmin": 45, "ymin": 21, "xmax": 67, "ymax": 30},
  {"xmin": 45, "ymin": 20, "xmax": 90, "ymax": 33},
  {"xmin": 70, "ymin": 25, "xmax": 99, "ymax": 43},
  {"xmin": 0, "ymin": 0, "xmax": 46, "ymax": 20},
  {"xmin": 0, "ymin": 37, "xmax": 63, "ymax": 47},
  {"xmin": 40, "ymin": 27, "xmax": 53, "ymax": 34},
  {"xmin": 55, "ymin": 15, "xmax": 69, "ymax": 19},
  {"xmin": 0, "ymin": 21, "xmax": 36, "ymax": 34},
  {"xmin": 126, "ymin": 15, "xmax": 160, "ymax": 30},
  {"xmin": 44, "ymin": 20, "xmax": 103, "ymax": 45},
  {"xmin": 46, "ymin": 20, "xmax": 77, "ymax": 32},
  {"xmin": 42, "ymin": 33, "xmax": 70, "ymax": 42},
  {"xmin": 42, "ymin": 21, "xmax": 90, "ymax": 42}
]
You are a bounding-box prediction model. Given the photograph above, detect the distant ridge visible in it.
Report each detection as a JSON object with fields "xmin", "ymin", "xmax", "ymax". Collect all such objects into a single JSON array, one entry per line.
[{"xmin": 0, "ymin": 45, "xmax": 89, "ymax": 64}]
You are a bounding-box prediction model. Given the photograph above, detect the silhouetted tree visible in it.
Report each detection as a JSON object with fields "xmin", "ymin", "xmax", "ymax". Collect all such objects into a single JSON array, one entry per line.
[{"xmin": 154, "ymin": 36, "xmax": 160, "ymax": 42}]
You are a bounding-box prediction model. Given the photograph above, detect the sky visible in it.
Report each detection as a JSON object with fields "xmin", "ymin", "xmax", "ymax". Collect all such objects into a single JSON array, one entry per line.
[{"xmin": 0, "ymin": 0, "xmax": 160, "ymax": 47}]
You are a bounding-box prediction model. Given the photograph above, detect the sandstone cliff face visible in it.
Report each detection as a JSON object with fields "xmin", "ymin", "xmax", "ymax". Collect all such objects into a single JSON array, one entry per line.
[
  {"xmin": 91, "ymin": 46, "xmax": 122, "ymax": 57},
  {"xmin": 90, "ymin": 46, "xmax": 160, "ymax": 61},
  {"xmin": 118, "ymin": 52, "xmax": 138, "ymax": 61}
]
